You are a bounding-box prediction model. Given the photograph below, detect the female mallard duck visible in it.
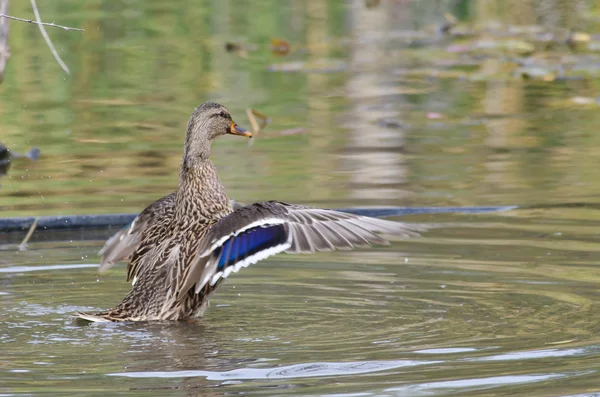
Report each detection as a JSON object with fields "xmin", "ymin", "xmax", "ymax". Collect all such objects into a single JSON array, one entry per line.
[{"xmin": 76, "ymin": 102, "xmax": 424, "ymax": 322}]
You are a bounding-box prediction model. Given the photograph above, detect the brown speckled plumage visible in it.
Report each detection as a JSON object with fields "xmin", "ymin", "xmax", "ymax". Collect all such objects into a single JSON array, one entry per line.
[
  {"xmin": 98, "ymin": 193, "xmax": 244, "ymax": 272},
  {"xmin": 76, "ymin": 102, "xmax": 425, "ymax": 322},
  {"xmin": 77, "ymin": 102, "xmax": 247, "ymax": 322}
]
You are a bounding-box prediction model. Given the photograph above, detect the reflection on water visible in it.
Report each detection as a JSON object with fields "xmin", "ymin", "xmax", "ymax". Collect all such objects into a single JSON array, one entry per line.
[
  {"xmin": 3, "ymin": 0, "xmax": 600, "ymax": 396},
  {"xmin": 0, "ymin": 263, "xmax": 98, "ymax": 273},
  {"xmin": 2, "ymin": 0, "xmax": 600, "ymax": 215},
  {"xmin": 111, "ymin": 359, "xmax": 438, "ymax": 380},
  {"xmin": 384, "ymin": 374, "xmax": 570, "ymax": 395},
  {"xmin": 3, "ymin": 207, "xmax": 600, "ymax": 396}
]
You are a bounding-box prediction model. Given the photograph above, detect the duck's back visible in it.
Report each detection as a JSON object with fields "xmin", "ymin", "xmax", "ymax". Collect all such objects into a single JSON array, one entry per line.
[{"xmin": 120, "ymin": 162, "xmax": 233, "ymax": 319}]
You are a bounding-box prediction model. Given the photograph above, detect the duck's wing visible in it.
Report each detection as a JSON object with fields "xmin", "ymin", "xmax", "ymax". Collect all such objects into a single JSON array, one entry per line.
[
  {"xmin": 98, "ymin": 192, "xmax": 176, "ymax": 272},
  {"xmin": 230, "ymin": 199, "xmax": 245, "ymax": 211},
  {"xmin": 175, "ymin": 201, "xmax": 426, "ymax": 300}
]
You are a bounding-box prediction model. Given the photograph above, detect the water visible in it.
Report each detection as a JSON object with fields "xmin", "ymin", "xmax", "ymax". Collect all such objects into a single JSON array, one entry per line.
[
  {"xmin": 3, "ymin": 0, "xmax": 600, "ymax": 396},
  {"xmin": 3, "ymin": 214, "xmax": 600, "ymax": 396}
]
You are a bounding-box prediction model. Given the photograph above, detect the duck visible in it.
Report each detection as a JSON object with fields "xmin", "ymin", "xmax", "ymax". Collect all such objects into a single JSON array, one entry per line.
[
  {"xmin": 75, "ymin": 102, "xmax": 425, "ymax": 322},
  {"xmin": 0, "ymin": 142, "xmax": 40, "ymax": 177}
]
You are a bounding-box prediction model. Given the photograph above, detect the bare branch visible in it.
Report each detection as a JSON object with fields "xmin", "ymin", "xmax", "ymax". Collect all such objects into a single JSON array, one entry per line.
[
  {"xmin": 0, "ymin": 13, "xmax": 84, "ymax": 31},
  {"xmin": 19, "ymin": 217, "xmax": 39, "ymax": 251},
  {"xmin": 30, "ymin": 0, "xmax": 71, "ymax": 75},
  {"xmin": 0, "ymin": 0, "xmax": 10, "ymax": 83}
]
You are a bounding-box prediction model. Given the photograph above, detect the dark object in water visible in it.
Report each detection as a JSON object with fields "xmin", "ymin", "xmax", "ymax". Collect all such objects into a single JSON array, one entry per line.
[
  {"xmin": 0, "ymin": 142, "xmax": 41, "ymax": 177},
  {"xmin": 225, "ymin": 42, "xmax": 241, "ymax": 52},
  {"xmin": 224, "ymin": 42, "xmax": 249, "ymax": 58},
  {"xmin": 0, "ymin": 142, "xmax": 10, "ymax": 176}
]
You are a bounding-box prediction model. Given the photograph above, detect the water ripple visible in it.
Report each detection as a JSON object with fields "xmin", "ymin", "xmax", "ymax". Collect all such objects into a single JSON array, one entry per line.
[
  {"xmin": 0, "ymin": 263, "xmax": 98, "ymax": 273},
  {"xmin": 109, "ymin": 359, "xmax": 439, "ymax": 380},
  {"xmin": 384, "ymin": 373, "xmax": 579, "ymax": 395}
]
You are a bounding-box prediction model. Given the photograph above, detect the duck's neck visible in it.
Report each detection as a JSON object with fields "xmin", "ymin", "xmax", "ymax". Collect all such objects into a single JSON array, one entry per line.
[{"xmin": 176, "ymin": 159, "xmax": 230, "ymax": 221}]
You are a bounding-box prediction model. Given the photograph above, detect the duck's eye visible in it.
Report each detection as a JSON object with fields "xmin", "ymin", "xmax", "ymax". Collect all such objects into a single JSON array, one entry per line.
[{"xmin": 219, "ymin": 111, "xmax": 229, "ymax": 119}]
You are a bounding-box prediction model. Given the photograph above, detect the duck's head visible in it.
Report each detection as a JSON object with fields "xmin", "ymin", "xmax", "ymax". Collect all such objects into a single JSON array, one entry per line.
[
  {"xmin": 184, "ymin": 102, "xmax": 251, "ymax": 162},
  {"xmin": 188, "ymin": 102, "xmax": 251, "ymax": 141}
]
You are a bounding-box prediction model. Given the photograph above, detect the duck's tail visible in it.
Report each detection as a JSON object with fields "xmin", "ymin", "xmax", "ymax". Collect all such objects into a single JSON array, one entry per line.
[
  {"xmin": 73, "ymin": 307, "xmax": 135, "ymax": 322},
  {"xmin": 73, "ymin": 311, "xmax": 114, "ymax": 323}
]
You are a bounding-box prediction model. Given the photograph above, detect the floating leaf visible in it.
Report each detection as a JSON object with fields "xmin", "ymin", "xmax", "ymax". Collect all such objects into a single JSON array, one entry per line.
[{"xmin": 271, "ymin": 38, "xmax": 290, "ymax": 56}]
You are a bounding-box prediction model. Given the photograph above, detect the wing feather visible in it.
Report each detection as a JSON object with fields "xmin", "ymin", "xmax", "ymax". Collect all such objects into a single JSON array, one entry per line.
[
  {"xmin": 175, "ymin": 201, "xmax": 425, "ymax": 300},
  {"xmin": 98, "ymin": 195, "xmax": 241, "ymax": 281},
  {"xmin": 99, "ymin": 192, "xmax": 176, "ymax": 273}
]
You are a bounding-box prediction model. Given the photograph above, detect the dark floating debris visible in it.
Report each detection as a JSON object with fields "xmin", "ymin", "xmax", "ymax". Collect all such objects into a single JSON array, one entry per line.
[
  {"xmin": 224, "ymin": 41, "xmax": 249, "ymax": 58},
  {"xmin": 377, "ymin": 118, "xmax": 406, "ymax": 129},
  {"xmin": 0, "ymin": 142, "xmax": 41, "ymax": 178},
  {"xmin": 0, "ymin": 143, "xmax": 9, "ymax": 176},
  {"xmin": 224, "ymin": 42, "xmax": 240, "ymax": 52}
]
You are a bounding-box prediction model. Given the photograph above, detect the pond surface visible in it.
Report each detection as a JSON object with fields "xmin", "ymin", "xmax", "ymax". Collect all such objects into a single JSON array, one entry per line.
[{"xmin": 3, "ymin": 0, "xmax": 600, "ymax": 396}]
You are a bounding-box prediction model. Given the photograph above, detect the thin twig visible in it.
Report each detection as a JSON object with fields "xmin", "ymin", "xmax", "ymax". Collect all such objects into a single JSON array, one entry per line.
[
  {"xmin": 246, "ymin": 108, "xmax": 261, "ymax": 134},
  {"xmin": 30, "ymin": 0, "xmax": 71, "ymax": 75},
  {"xmin": 246, "ymin": 108, "xmax": 259, "ymax": 147},
  {"xmin": 0, "ymin": 13, "xmax": 84, "ymax": 31},
  {"xmin": 19, "ymin": 217, "xmax": 39, "ymax": 251},
  {"xmin": 0, "ymin": 0, "xmax": 10, "ymax": 83},
  {"xmin": 246, "ymin": 108, "xmax": 271, "ymax": 146}
]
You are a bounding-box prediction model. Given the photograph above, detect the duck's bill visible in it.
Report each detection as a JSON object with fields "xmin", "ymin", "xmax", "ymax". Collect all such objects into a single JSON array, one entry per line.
[{"xmin": 229, "ymin": 122, "xmax": 252, "ymax": 137}]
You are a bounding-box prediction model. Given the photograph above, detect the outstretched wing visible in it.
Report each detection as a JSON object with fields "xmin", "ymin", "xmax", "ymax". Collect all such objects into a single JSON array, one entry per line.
[
  {"xmin": 98, "ymin": 193, "xmax": 176, "ymax": 272},
  {"xmin": 176, "ymin": 201, "xmax": 425, "ymax": 300}
]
